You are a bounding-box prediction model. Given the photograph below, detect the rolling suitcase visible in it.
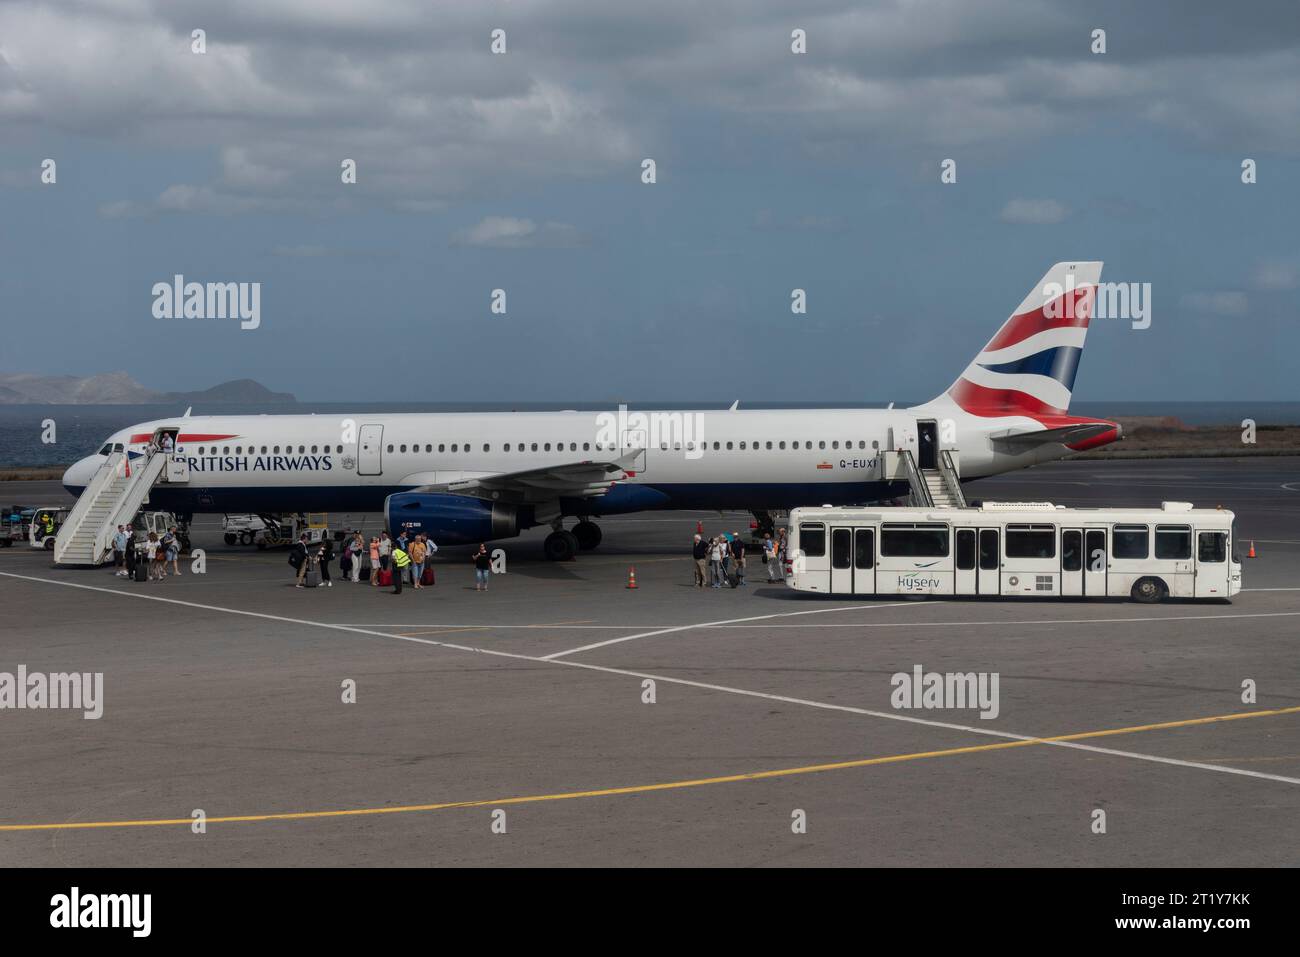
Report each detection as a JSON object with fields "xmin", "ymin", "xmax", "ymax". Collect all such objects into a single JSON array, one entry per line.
[
  {"xmin": 421, "ymin": 565, "xmax": 435, "ymax": 586},
  {"xmin": 303, "ymin": 564, "xmax": 320, "ymax": 588},
  {"xmin": 727, "ymin": 569, "xmax": 740, "ymax": 588},
  {"xmin": 376, "ymin": 569, "xmax": 392, "ymax": 587},
  {"xmin": 133, "ymin": 561, "xmax": 147, "ymax": 582}
]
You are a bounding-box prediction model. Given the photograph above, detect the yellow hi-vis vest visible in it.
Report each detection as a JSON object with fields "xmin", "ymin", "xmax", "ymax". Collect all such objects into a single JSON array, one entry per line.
[{"xmin": 392, "ymin": 547, "xmax": 411, "ymax": 568}]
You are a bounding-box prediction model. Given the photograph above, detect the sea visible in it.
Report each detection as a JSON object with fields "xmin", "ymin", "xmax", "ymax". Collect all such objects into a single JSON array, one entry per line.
[{"xmin": 1, "ymin": 401, "xmax": 1296, "ymax": 468}]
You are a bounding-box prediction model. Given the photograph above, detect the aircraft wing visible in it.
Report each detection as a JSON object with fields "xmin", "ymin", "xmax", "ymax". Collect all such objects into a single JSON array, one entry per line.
[
  {"xmin": 990, "ymin": 422, "xmax": 1119, "ymax": 452},
  {"xmin": 411, "ymin": 450, "xmax": 643, "ymax": 504}
]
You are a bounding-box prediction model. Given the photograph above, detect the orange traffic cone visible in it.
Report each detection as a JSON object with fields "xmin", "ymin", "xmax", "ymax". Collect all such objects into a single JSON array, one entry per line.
[
  {"xmin": 1248, "ymin": 541, "xmax": 1256, "ymax": 558},
  {"xmin": 626, "ymin": 566, "xmax": 638, "ymax": 589}
]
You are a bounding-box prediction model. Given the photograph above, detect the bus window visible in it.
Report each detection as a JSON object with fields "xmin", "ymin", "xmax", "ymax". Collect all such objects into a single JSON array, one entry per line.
[
  {"xmin": 1062, "ymin": 530, "xmax": 1082, "ymax": 571},
  {"xmin": 956, "ymin": 528, "xmax": 975, "ymax": 570},
  {"xmin": 1155, "ymin": 525, "xmax": 1192, "ymax": 560},
  {"xmin": 1006, "ymin": 524, "xmax": 1056, "ymax": 559},
  {"xmin": 855, "ymin": 528, "xmax": 875, "ymax": 569},
  {"xmin": 881, "ymin": 523, "xmax": 948, "ymax": 557},
  {"xmin": 979, "ymin": 530, "xmax": 998, "ymax": 570},
  {"xmin": 831, "ymin": 528, "xmax": 851, "ymax": 569},
  {"xmin": 1113, "ymin": 525, "xmax": 1149, "ymax": 559},
  {"xmin": 1198, "ymin": 531, "xmax": 1227, "ymax": 563},
  {"xmin": 800, "ymin": 523, "xmax": 826, "ymax": 558}
]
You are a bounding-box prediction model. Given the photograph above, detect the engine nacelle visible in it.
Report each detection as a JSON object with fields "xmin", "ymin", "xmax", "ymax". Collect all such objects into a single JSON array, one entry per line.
[{"xmin": 384, "ymin": 492, "xmax": 520, "ymax": 545}]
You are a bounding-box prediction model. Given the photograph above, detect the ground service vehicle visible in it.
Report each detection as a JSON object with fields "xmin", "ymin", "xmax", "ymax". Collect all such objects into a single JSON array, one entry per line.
[{"xmin": 786, "ymin": 501, "xmax": 1241, "ymax": 603}]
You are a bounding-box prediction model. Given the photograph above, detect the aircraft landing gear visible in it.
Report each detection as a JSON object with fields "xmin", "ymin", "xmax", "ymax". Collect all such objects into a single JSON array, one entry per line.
[
  {"xmin": 572, "ymin": 520, "xmax": 602, "ymax": 551},
  {"xmin": 543, "ymin": 528, "xmax": 580, "ymax": 562}
]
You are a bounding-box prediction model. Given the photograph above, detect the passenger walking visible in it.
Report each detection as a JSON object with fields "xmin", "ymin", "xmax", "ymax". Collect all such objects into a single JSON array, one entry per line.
[
  {"xmin": 112, "ymin": 525, "xmax": 128, "ymax": 577},
  {"xmin": 473, "ymin": 544, "xmax": 491, "ymax": 591},
  {"xmin": 350, "ymin": 533, "xmax": 365, "ymax": 582},
  {"xmin": 146, "ymin": 532, "xmax": 164, "ymax": 582},
  {"xmin": 390, "ymin": 543, "xmax": 411, "ymax": 594},
  {"xmin": 368, "ymin": 536, "xmax": 381, "ymax": 587},
  {"xmin": 709, "ymin": 536, "xmax": 725, "ymax": 588},
  {"xmin": 124, "ymin": 528, "xmax": 137, "ymax": 579},
  {"xmin": 776, "ymin": 528, "xmax": 788, "ymax": 582},
  {"xmin": 317, "ymin": 536, "xmax": 334, "ymax": 587},
  {"xmin": 719, "ymin": 533, "xmax": 732, "ymax": 581},
  {"xmin": 762, "ymin": 533, "xmax": 779, "ymax": 582},
  {"xmin": 732, "ymin": 532, "xmax": 747, "ymax": 585},
  {"xmin": 164, "ymin": 526, "xmax": 181, "ymax": 576},
  {"xmin": 378, "ymin": 532, "xmax": 391, "ymax": 577},
  {"xmin": 409, "ymin": 536, "xmax": 427, "ymax": 589},
  {"xmin": 692, "ymin": 533, "xmax": 708, "ymax": 587}
]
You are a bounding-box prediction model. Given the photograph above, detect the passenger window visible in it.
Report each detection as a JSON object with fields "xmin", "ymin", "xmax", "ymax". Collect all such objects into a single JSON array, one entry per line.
[
  {"xmin": 832, "ymin": 441, "xmax": 839, "ymax": 449},
  {"xmin": 956, "ymin": 528, "xmax": 976, "ymax": 570},
  {"xmin": 223, "ymin": 446, "xmax": 230, "ymax": 455},
  {"xmin": 765, "ymin": 442, "xmax": 772, "ymax": 450},
  {"xmin": 831, "ymin": 528, "xmax": 851, "ymax": 569},
  {"xmin": 583, "ymin": 443, "xmax": 590, "ymax": 451},
  {"xmin": 779, "ymin": 441, "xmax": 786, "ymax": 450},
  {"xmin": 881, "ymin": 523, "xmax": 949, "ymax": 557},
  {"xmin": 855, "ymin": 528, "xmax": 875, "ymax": 569},
  {"xmin": 1062, "ymin": 530, "xmax": 1082, "ymax": 571},
  {"xmin": 726, "ymin": 442, "xmax": 733, "ymax": 450},
  {"xmin": 1155, "ymin": 525, "xmax": 1192, "ymax": 560},
  {"xmin": 400, "ymin": 445, "xmax": 407, "ymax": 453},
  {"xmin": 800, "ymin": 523, "xmax": 826, "ymax": 558},
  {"xmin": 1112, "ymin": 525, "xmax": 1149, "ymax": 559},
  {"xmin": 979, "ymin": 530, "xmax": 999, "ymax": 570},
  {"xmin": 438, "ymin": 444, "xmax": 445, "ymax": 452},
  {"xmin": 1198, "ymin": 531, "xmax": 1227, "ymax": 563},
  {"xmin": 1005, "ymin": 524, "xmax": 1056, "ymax": 559}
]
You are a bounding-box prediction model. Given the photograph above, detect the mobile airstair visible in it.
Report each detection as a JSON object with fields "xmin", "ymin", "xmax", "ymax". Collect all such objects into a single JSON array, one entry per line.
[
  {"xmin": 886, "ymin": 448, "xmax": 967, "ymax": 509},
  {"xmin": 53, "ymin": 450, "xmax": 187, "ymax": 566}
]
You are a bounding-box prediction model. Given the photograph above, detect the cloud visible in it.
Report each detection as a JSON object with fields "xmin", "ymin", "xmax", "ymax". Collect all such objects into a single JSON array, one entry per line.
[
  {"xmin": 1180, "ymin": 291, "xmax": 1250, "ymax": 317},
  {"xmin": 999, "ymin": 198, "xmax": 1069, "ymax": 225},
  {"xmin": 451, "ymin": 216, "xmax": 587, "ymax": 248}
]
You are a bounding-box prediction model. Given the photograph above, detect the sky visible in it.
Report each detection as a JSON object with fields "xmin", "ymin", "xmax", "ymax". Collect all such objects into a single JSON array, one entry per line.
[{"xmin": 1, "ymin": 0, "xmax": 1298, "ymax": 403}]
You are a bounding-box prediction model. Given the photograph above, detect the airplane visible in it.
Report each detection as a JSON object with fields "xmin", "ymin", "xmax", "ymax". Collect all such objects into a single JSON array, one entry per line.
[{"xmin": 62, "ymin": 262, "xmax": 1120, "ymax": 560}]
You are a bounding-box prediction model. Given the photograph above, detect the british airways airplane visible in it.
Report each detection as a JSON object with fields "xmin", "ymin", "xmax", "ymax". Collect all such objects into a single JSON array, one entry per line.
[{"xmin": 62, "ymin": 262, "xmax": 1119, "ymax": 559}]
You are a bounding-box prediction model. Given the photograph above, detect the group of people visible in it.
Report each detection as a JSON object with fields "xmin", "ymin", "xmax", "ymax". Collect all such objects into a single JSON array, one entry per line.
[
  {"xmin": 289, "ymin": 530, "xmax": 496, "ymax": 595},
  {"xmin": 111, "ymin": 524, "xmax": 182, "ymax": 582},
  {"xmin": 691, "ymin": 527, "xmax": 786, "ymax": 588}
]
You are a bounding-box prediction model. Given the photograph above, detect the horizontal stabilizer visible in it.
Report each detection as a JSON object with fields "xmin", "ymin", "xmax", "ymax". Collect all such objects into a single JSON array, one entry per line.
[{"xmin": 991, "ymin": 421, "xmax": 1120, "ymax": 452}]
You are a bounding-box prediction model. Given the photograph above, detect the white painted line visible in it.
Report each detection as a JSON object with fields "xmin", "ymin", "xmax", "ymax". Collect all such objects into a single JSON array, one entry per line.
[
  {"xmin": 539, "ymin": 602, "xmax": 924, "ymax": 659},
  {"xmin": 2, "ymin": 571, "xmax": 1298, "ymax": 789}
]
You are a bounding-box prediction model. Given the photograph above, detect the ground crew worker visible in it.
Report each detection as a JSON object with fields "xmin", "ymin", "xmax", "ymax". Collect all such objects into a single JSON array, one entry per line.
[
  {"xmin": 391, "ymin": 544, "xmax": 411, "ymax": 594},
  {"xmin": 40, "ymin": 512, "xmax": 55, "ymax": 540}
]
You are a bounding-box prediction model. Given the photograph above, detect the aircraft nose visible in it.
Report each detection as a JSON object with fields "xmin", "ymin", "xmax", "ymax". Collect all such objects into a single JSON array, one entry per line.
[{"xmin": 62, "ymin": 456, "xmax": 99, "ymax": 496}]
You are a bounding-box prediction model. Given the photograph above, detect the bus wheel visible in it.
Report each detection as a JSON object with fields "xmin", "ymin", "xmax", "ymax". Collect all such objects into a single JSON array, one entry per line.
[
  {"xmin": 224, "ymin": 533, "xmax": 237, "ymax": 546},
  {"xmin": 239, "ymin": 530, "xmax": 254, "ymax": 546},
  {"xmin": 1131, "ymin": 577, "xmax": 1167, "ymax": 604}
]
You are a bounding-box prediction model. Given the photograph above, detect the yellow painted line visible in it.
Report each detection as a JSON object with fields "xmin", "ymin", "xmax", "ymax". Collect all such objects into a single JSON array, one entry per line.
[
  {"xmin": 3, "ymin": 703, "xmax": 1296, "ymax": 833},
  {"xmin": 397, "ymin": 626, "xmax": 489, "ymax": 638}
]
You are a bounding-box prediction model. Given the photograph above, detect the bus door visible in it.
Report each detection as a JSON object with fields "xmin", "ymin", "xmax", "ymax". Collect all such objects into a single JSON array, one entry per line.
[
  {"xmin": 830, "ymin": 526, "xmax": 877, "ymax": 594},
  {"xmin": 977, "ymin": 528, "xmax": 1000, "ymax": 595},
  {"xmin": 1061, "ymin": 528, "xmax": 1083, "ymax": 597},
  {"xmin": 1194, "ymin": 528, "xmax": 1229, "ymax": 598},
  {"xmin": 955, "ymin": 527, "xmax": 977, "ymax": 595},
  {"xmin": 1084, "ymin": 528, "xmax": 1108, "ymax": 596}
]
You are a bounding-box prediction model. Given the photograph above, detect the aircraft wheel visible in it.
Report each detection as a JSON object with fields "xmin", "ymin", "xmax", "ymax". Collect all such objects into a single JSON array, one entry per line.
[
  {"xmin": 224, "ymin": 533, "xmax": 237, "ymax": 546},
  {"xmin": 544, "ymin": 530, "xmax": 577, "ymax": 562},
  {"xmin": 1131, "ymin": 577, "xmax": 1167, "ymax": 604},
  {"xmin": 573, "ymin": 521, "xmax": 602, "ymax": 551}
]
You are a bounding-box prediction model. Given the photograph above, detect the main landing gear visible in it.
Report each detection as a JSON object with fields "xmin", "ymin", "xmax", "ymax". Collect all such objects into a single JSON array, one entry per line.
[{"xmin": 543, "ymin": 519, "xmax": 602, "ymax": 561}]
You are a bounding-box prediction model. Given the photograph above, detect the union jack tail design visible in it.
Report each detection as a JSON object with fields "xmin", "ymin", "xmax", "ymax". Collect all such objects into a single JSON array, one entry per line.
[{"xmin": 943, "ymin": 262, "xmax": 1103, "ymax": 418}]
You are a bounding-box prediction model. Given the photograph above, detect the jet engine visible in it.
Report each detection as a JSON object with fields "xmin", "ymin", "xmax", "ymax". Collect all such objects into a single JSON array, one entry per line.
[{"xmin": 384, "ymin": 492, "xmax": 521, "ymax": 545}]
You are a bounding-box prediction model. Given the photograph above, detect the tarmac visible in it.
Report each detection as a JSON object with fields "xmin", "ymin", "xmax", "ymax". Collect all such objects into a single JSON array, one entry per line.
[{"xmin": 0, "ymin": 456, "xmax": 1297, "ymax": 866}]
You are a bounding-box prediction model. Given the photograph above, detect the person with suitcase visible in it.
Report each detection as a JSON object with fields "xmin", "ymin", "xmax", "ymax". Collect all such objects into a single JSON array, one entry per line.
[
  {"xmin": 291, "ymin": 534, "xmax": 311, "ymax": 587},
  {"xmin": 317, "ymin": 536, "xmax": 334, "ymax": 588},
  {"xmin": 408, "ymin": 536, "xmax": 427, "ymax": 589}
]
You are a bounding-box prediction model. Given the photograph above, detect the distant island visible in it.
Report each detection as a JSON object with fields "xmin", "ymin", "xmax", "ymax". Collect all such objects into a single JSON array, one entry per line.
[{"xmin": 0, "ymin": 372, "xmax": 296, "ymax": 405}]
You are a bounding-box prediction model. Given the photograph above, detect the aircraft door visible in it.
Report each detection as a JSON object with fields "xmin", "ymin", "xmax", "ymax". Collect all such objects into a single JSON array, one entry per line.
[
  {"xmin": 358, "ymin": 424, "xmax": 384, "ymax": 476},
  {"xmin": 917, "ymin": 421, "xmax": 938, "ymax": 470},
  {"xmin": 1084, "ymin": 528, "xmax": 1107, "ymax": 596},
  {"xmin": 620, "ymin": 429, "xmax": 647, "ymax": 475}
]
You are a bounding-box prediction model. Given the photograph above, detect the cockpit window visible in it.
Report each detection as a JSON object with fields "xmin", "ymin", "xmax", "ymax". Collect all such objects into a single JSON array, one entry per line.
[{"xmin": 98, "ymin": 444, "xmax": 112, "ymax": 455}]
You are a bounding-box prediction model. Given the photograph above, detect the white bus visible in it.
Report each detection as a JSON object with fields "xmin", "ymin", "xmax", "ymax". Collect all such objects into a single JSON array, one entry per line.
[{"xmin": 786, "ymin": 501, "xmax": 1241, "ymax": 603}]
